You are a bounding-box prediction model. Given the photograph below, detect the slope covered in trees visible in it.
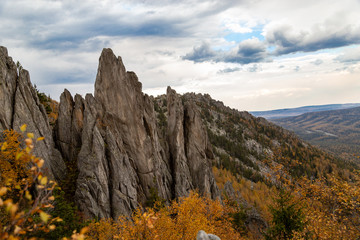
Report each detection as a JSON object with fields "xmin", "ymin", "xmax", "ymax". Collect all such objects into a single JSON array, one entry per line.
[
  {"xmin": 2, "ymin": 127, "xmax": 360, "ymax": 239},
  {"xmin": 154, "ymin": 92, "xmax": 357, "ymax": 183},
  {"xmin": 273, "ymin": 106, "xmax": 360, "ymax": 163}
]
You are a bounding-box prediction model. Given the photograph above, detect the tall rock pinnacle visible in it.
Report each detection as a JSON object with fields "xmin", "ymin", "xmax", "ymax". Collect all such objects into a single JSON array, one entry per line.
[{"xmin": 1, "ymin": 46, "xmax": 220, "ymax": 220}]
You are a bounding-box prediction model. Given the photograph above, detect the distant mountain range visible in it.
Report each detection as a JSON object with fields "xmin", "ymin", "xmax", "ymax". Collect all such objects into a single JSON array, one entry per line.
[
  {"xmin": 251, "ymin": 103, "xmax": 360, "ymax": 120},
  {"xmin": 271, "ymin": 106, "xmax": 360, "ymax": 163}
]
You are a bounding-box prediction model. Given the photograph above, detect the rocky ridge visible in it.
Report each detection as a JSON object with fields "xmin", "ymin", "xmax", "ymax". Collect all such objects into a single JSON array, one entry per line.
[{"xmin": 0, "ymin": 46, "xmax": 220, "ymax": 219}]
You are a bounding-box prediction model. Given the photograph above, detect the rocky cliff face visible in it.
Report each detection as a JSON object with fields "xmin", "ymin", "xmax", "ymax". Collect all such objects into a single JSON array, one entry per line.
[
  {"xmin": 0, "ymin": 46, "xmax": 220, "ymax": 219},
  {"xmin": 0, "ymin": 46, "xmax": 66, "ymax": 181},
  {"xmin": 167, "ymin": 87, "xmax": 219, "ymax": 200}
]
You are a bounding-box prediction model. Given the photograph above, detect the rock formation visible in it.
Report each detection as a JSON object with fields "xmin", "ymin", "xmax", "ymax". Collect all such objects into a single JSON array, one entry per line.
[
  {"xmin": 197, "ymin": 230, "xmax": 221, "ymax": 240},
  {"xmin": 56, "ymin": 48, "xmax": 220, "ymax": 218},
  {"xmin": 167, "ymin": 87, "xmax": 220, "ymax": 200},
  {"xmin": 0, "ymin": 46, "xmax": 66, "ymax": 181},
  {"xmin": 0, "ymin": 46, "xmax": 221, "ymax": 219}
]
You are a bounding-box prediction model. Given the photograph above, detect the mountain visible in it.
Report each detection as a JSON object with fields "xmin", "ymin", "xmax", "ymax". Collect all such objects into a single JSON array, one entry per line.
[
  {"xmin": 154, "ymin": 93, "xmax": 356, "ymax": 184},
  {"xmin": 0, "ymin": 46, "xmax": 356, "ymax": 226},
  {"xmin": 251, "ymin": 103, "xmax": 360, "ymax": 119},
  {"xmin": 272, "ymin": 107, "xmax": 360, "ymax": 163}
]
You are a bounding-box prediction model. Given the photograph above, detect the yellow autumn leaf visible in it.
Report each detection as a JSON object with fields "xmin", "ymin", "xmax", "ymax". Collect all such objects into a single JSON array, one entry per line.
[
  {"xmin": 40, "ymin": 176, "xmax": 48, "ymax": 185},
  {"xmin": 80, "ymin": 227, "xmax": 89, "ymax": 235},
  {"xmin": 9, "ymin": 203, "xmax": 18, "ymax": 216},
  {"xmin": 37, "ymin": 159, "xmax": 44, "ymax": 168},
  {"xmin": 0, "ymin": 187, "xmax": 7, "ymax": 196},
  {"xmin": 27, "ymin": 133, "xmax": 34, "ymax": 139},
  {"xmin": 1, "ymin": 142, "xmax": 7, "ymax": 151},
  {"xmin": 40, "ymin": 211, "xmax": 50, "ymax": 223},
  {"xmin": 20, "ymin": 124, "xmax": 27, "ymax": 132},
  {"xmin": 25, "ymin": 138, "xmax": 33, "ymax": 146},
  {"xmin": 36, "ymin": 136, "xmax": 45, "ymax": 142},
  {"xmin": 15, "ymin": 152, "xmax": 23, "ymax": 160},
  {"xmin": 25, "ymin": 191, "xmax": 32, "ymax": 201},
  {"xmin": 14, "ymin": 225, "xmax": 22, "ymax": 234},
  {"xmin": 48, "ymin": 196, "xmax": 55, "ymax": 201}
]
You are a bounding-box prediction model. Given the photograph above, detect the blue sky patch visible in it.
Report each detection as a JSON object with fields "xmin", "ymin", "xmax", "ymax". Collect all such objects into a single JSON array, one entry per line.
[{"xmin": 224, "ymin": 30, "xmax": 264, "ymax": 43}]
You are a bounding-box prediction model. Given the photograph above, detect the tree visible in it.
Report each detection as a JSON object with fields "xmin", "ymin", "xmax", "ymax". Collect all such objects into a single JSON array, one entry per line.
[
  {"xmin": 0, "ymin": 125, "xmax": 87, "ymax": 239},
  {"xmin": 87, "ymin": 191, "xmax": 243, "ymax": 240},
  {"xmin": 264, "ymin": 188, "xmax": 305, "ymax": 240}
]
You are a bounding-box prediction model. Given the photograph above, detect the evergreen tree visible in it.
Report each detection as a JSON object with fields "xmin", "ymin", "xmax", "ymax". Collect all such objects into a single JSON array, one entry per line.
[{"xmin": 264, "ymin": 188, "xmax": 305, "ymax": 239}]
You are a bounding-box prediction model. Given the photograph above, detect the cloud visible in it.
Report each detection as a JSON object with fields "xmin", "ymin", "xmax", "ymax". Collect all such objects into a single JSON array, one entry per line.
[
  {"xmin": 248, "ymin": 64, "xmax": 261, "ymax": 72},
  {"xmin": 265, "ymin": 21, "xmax": 360, "ymax": 55},
  {"xmin": 217, "ymin": 67, "xmax": 241, "ymax": 74},
  {"xmin": 336, "ymin": 47, "xmax": 360, "ymax": 63},
  {"xmin": 233, "ymin": 87, "xmax": 312, "ymax": 100},
  {"xmin": 182, "ymin": 42, "xmax": 217, "ymax": 62},
  {"xmin": 223, "ymin": 37, "xmax": 268, "ymax": 64},
  {"xmin": 0, "ymin": 0, "xmax": 190, "ymax": 52},
  {"xmin": 312, "ymin": 59, "xmax": 323, "ymax": 65},
  {"xmin": 184, "ymin": 38, "xmax": 269, "ymax": 64}
]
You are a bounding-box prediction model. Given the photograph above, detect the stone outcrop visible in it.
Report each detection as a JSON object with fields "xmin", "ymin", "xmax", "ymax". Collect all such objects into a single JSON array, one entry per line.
[
  {"xmin": 197, "ymin": 230, "xmax": 221, "ymax": 240},
  {"xmin": 0, "ymin": 46, "xmax": 221, "ymax": 219},
  {"xmin": 53, "ymin": 48, "xmax": 221, "ymax": 219},
  {"xmin": 167, "ymin": 87, "xmax": 220, "ymax": 200},
  {"xmin": 0, "ymin": 46, "xmax": 66, "ymax": 181}
]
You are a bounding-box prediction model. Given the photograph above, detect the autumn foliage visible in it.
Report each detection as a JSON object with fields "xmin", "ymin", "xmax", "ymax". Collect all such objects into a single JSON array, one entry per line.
[
  {"xmin": 2, "ymin": 126, "xmax": 360, "ymax": 239},
  {"xmin": 87, "ymin": 191, "xmax": 244, "ymax": 240},
  {"xmin": 291, "ymin": 174, "xmax": 360, "ymax": 240},
  {"xmin": 0, "ymin": 126, "xmax": 87, "ymax": 240}
]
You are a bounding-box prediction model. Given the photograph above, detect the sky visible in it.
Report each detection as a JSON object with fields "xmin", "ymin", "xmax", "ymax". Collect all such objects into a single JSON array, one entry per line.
[{"xmin": 1, "ymin": 0, "xmax": 360, "ymax": 111}]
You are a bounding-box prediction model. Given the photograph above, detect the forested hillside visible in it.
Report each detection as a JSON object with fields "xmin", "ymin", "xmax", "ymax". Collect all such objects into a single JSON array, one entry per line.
[
  {"xmin": 154, "ymin": 92, "xmax": 357, "ymax": 183},
  {"xmin": 273, "ymin": 107, "xmax": 360, "ymax": 163}
]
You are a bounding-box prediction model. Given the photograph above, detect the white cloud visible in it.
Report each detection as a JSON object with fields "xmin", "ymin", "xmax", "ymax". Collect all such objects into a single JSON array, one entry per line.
[{"xmin": 336, "ymin": 47, "xmax": 360, "ymax": 63}]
